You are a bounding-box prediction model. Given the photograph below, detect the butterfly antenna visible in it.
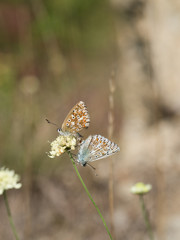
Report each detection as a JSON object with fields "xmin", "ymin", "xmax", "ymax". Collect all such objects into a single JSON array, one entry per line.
[
  {"xmin": 45, "ymin": 118, "xmax": 58, "ymax": 127},
  {"xmin": 87, "ymin": 163, "xmax": 98, "ymax": 176}
]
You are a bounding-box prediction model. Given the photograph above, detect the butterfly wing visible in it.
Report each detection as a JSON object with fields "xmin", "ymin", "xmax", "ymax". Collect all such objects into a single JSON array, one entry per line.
[
  {"xmin": 77, "ymin": 135, "xmax": 120, "ymax": 165},
  {"xmin": 86, "ymin": 135, "xmax": 120, "ymax": 162},
  {"xmin": 61, "ymin": 101, "xmax": 90, "ymax": 133}
]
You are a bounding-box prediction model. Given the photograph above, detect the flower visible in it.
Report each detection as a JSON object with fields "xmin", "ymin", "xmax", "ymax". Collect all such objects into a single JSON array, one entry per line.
[
  {"xmin": 48, "ymin": 135, "xmax": 77, "ymax": 158},
  {"xmin": 131, "ymin": 182, "xmax": 152, "ymax": 195},
  {"xmin": 0, "ymin": 167, "xmax": 22, "ymax": 195}
]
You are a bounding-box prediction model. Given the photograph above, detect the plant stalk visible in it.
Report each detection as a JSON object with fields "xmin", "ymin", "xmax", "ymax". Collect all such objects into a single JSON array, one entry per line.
[
  {"xmin": 3, "ymin": 191, "xmax": 20, "ymax": 240},
  {"xmin": 68, "ymin": 151, "xmax": 113, "ymax": 240},
  {"xmin": 139, "ymin": 195, "xmax": 154, "ymax": 240}
]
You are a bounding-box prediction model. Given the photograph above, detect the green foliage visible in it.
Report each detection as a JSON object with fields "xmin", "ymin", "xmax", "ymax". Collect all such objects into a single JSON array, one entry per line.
[
  {"xmin": 0, "ymin": 0, "xmax": 116, "ymax": 174},
  {"xmin": 0, "ymin": 60, "xmax": 15, "ymax": 116},
  {"xmin": 32, "ymin": 0, "xmax": 114, "ymax": 54}
]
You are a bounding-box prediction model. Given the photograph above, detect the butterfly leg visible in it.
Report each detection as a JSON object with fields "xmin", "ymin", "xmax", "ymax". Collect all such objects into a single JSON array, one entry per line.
[
  {"xmin": 71, "ymin": 153, "xmax": 77, "ymax": 157},
  {"xmin": 68, "ymin": 151, "xmax": 80, "ymax": 166},
  {"xmin": 75, "ymin": 132, "xmax": 83, "ymax": 145}
]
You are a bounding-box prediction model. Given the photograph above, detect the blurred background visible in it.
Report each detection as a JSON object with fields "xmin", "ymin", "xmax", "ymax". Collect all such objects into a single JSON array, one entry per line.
[{"xmin": 0, "ymin": 0, "xmax": 180, "ymax": 239}]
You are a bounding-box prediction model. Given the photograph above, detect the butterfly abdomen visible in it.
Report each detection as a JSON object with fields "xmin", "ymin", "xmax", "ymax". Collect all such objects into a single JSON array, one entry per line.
[{"xmin": 77, "ymin": 143, "xmax": 91, "ymax": 166}]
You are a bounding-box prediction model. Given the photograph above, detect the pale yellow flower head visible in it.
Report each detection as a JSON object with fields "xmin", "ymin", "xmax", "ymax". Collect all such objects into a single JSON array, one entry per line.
[
  {"xmin": 0, "ymin": 167, "xmax": 22, "ymax": 195},
  {"xmin": 48, "ymin": 135, "xmax": 77, "ymax": 158},
  {"xmin": 131, "ymin": 182, "xmax": 152, "ymax": 195}
]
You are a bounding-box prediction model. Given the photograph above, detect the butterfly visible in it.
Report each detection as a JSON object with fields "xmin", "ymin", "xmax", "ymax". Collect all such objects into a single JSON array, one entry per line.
[
  {"xmin": 57, "ymin": 101, "xmax": 90, "ymax": 139},
  {"xmin": 77, "ymin": 135, "xmax": 120, "ymax": 167}
]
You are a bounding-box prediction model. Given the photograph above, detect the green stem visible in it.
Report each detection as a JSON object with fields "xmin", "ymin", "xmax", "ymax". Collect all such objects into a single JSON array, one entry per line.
[
  {"xmin": 68, "ymin": 151, "xmax": 113, "ymax": 240},
  {"xmin": 3, "ymin": 191, "xmax": 20, "ymax": 240},
  {"xmin": 139, "ymin": 195, "xmax": 154, "ymax": 240}
]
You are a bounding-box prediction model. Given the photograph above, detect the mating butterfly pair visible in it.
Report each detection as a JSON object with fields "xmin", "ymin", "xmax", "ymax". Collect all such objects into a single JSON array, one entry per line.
[{"xmin": 55, "ymin": 101, "xmax": 119, "ymax": 167}]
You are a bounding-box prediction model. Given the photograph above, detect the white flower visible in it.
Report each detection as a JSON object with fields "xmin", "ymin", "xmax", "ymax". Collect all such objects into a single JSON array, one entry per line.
[
  {"xmin": 0, "ymin": 167, "xmax": 22, "ymax": 195},
  {"xmin": 131, "ymin": 182, "xmax": 152, "ymax": 195},
  {"xmin": 48, "ymin": 135, "xmax": 77, "ymax": 158}
]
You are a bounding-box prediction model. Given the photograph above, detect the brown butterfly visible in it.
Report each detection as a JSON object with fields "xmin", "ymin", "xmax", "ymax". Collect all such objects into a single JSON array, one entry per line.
[
  {"xmin": 58, "ymin": 101, "xmax": 90, "ymax": 135},
  {"xmin": 46, "ymin": 101, "xmax": 90, "ymax": 142}
]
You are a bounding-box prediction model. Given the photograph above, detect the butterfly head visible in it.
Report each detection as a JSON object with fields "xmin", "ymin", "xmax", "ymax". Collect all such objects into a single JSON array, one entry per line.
[
  {"xmin": 57, "ymin": 128, "xmax": 76, "ymax": 138},
  {"xmin": 57, "ymin": 128, "xmax": 63, "ymax": 135}
]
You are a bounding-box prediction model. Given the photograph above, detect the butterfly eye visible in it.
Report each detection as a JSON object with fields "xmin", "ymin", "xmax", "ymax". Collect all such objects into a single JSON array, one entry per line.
[{"xmin": 57, "ymin": 128, "xmax": 61, "ymax": 133}]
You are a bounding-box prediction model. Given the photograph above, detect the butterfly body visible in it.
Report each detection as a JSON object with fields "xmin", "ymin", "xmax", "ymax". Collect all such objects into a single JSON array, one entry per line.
[
  {"xmin": 77, "ymin": 135, "xmax": 120, "ymax": 166},
  {"xmin": 77, "ymin": 136, "xmax": 92, "ymax": 166}
]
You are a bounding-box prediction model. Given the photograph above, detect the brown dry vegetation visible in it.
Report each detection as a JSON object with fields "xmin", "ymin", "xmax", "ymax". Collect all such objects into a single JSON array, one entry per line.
[{"xmin": 0, "ymin": 0, "xmax": 180, "ymax": 239}]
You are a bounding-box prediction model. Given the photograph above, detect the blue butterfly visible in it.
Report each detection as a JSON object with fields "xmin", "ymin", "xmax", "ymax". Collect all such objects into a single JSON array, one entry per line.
[{"xmin": 77, "ymin": 135, "xmax": 120, "ymax": 167}]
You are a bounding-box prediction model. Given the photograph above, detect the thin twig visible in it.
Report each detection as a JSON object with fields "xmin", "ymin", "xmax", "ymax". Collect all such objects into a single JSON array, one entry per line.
[{"xmin": 108, "ymin": 69, "xmax": 116, "ymax": 237}]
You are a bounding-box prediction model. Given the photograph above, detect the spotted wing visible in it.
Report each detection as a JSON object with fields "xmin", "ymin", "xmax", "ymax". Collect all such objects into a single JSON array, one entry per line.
[
  {"xmin": 86, "ymin": 135, "xmax": 120, "ymax": 162},
  {"xmin": 61, "ymin": 101, "xmax": 90, "ymax": 133}
]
